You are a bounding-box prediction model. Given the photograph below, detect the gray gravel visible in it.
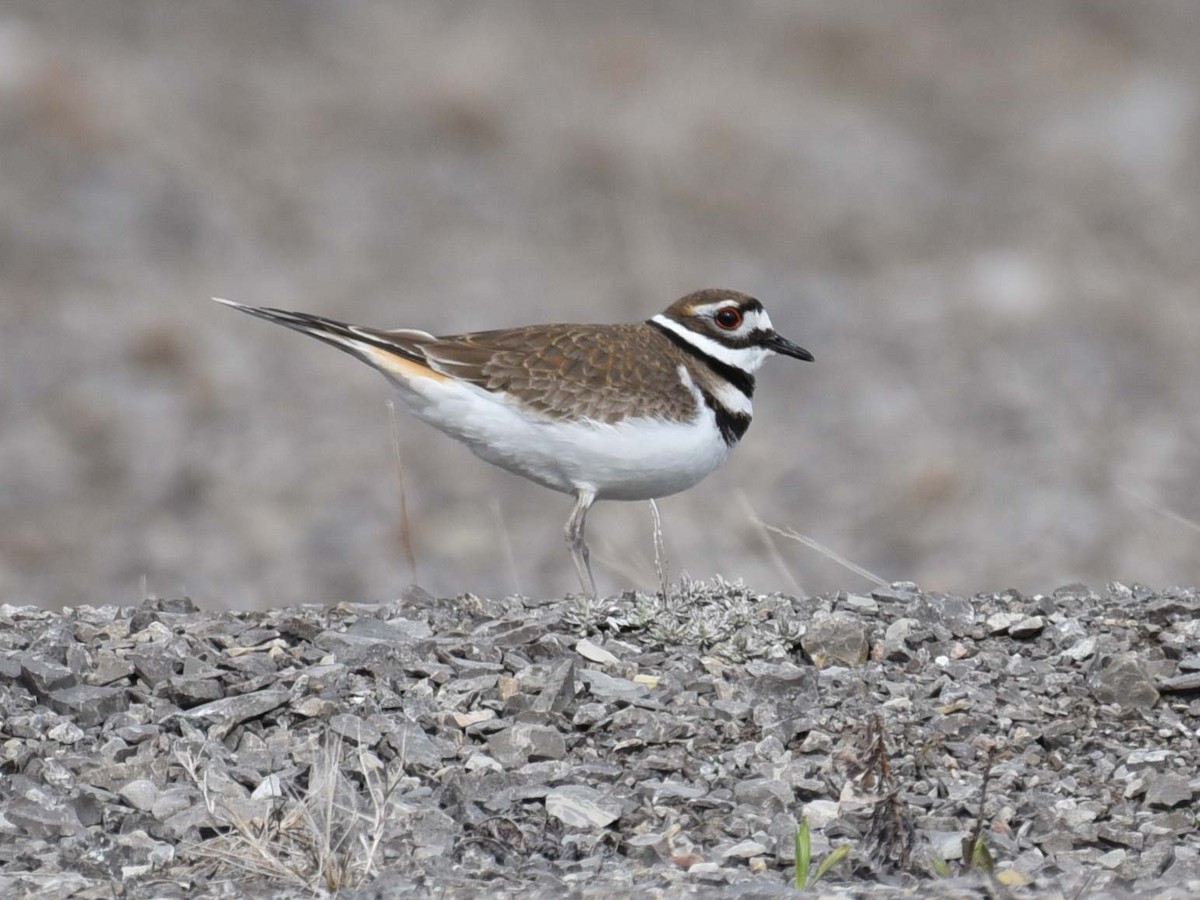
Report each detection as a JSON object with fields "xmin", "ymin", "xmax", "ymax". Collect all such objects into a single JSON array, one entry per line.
[{"xmin": 2, "ymin": 580, "xmax": 1200, "ymax": 898}]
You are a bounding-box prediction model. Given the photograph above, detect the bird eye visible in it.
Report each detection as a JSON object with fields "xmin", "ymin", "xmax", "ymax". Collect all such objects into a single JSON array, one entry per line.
[{"xmin": 714, "ymin": 307, "xmax": 742, "ymax": 330}]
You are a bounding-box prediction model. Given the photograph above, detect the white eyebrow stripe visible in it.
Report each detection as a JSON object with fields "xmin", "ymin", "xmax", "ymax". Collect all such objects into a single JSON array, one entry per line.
[{"xmin": 748, "ymin": 309, "xmax": 772, "ymax": 331}]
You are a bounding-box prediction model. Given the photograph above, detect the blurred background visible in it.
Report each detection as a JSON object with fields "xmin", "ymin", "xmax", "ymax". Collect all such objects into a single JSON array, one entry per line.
[{"xmin": 2, "ymin": 0, "xmax": 1198, "ymax": 609}]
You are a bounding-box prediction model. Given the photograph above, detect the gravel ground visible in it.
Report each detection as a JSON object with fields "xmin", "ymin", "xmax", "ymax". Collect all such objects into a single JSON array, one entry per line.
[
  {"xmin": 2, "ymin": 580, "xmax": 1199, "ymax": 898},
  {"xmin": 3, "ymin": 2, "xmax": 1200, "ymax": 608}
]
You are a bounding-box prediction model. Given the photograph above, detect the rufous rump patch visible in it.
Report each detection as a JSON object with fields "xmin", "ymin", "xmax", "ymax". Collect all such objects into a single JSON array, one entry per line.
[{"xmin": 362, "ymin": 346, "xmax": 449, "ymax": 383}]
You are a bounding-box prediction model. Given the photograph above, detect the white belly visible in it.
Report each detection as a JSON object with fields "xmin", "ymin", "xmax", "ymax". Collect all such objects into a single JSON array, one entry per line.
[{"xmin": 391, "ymin": 377, "xmax": 734, "ymax": 500}]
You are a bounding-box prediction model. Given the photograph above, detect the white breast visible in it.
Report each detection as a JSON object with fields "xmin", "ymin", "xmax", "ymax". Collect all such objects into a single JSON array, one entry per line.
[{"xmin": 385, "ymin": 366, "xmax": 737, "ymax": 501}]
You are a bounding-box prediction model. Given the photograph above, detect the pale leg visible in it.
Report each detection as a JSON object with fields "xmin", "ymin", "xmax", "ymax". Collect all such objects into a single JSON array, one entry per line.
[{"xmin": 564, "ymin": 488, "xmax": 598, "ymax": 597}]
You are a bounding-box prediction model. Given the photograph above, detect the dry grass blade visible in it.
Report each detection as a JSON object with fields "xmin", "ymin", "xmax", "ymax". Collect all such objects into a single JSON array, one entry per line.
[
  {"xmin": 752, "ymin": 519, "xmax": 889, "ymax": 588},
  {"xmin": 590, "ymin": 538, "xmax": 654, "ymax": 590},
  {"xmin": 962, "ymin": 745, "xmax": 996, "ymax": 874},
  {"xmin": 649, "ymin": 498, "xmax": 671, "ymax": 600},
  {"xmin": 388, "ymin": 399, "xmax": 419, "ymax": 583},
  {"xmin": 839, "ymin": 715, "xmax": 918, "ymax": 874},
  {"xmin": 863, "ymin": 789, "xmax": 917, "ymax": 873},
  {"xmin": 842, "ymin": 713, "xmax": 893, "ymax": 793},
  {"xmin": 176, "ymin": 732, "xmax": 401, "ymax": 891},
  {"xmin": 736, "ymin": 490, "xmax": 803, "ymax": 594},
  {"xmin": 1119, "ymin": 485, "xmax": 1200, "ymax": 536},
  {"xmin": 490, "ymin": 497, "xmax": 522, "ymax": 595}
]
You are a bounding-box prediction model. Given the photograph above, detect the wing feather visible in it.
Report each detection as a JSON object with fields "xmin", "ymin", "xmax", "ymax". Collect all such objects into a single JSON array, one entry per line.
[{"xmin": 417, "ymin": 324, "xmax": 699, "ymax": 423}]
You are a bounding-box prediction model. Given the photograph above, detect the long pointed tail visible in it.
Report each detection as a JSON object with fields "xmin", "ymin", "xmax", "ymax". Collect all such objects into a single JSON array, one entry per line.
[{"xmin": 213, "ymin": 298, "xmax": 443, "ymax": 385}]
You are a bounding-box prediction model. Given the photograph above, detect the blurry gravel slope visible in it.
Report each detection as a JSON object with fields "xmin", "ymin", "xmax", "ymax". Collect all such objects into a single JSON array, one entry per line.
[{"xmin": 1, "ymin": 0, "xmax": 1198, "ymax": 609}]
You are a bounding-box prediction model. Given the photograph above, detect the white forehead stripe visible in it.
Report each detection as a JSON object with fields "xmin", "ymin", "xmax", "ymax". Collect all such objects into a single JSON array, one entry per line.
[
  {"xmin": 748, "ymin": 309, "xmax": 772, "ymax": 331},
  {"xmin": 651, "ymin": 313, "xmax": 772, "ymax": 373}
]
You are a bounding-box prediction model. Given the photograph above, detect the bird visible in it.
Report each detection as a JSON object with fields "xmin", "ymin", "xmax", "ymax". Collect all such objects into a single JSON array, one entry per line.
[{"xmin": 214, "ymin": 290, "xmax": 813, "ymax": 596}]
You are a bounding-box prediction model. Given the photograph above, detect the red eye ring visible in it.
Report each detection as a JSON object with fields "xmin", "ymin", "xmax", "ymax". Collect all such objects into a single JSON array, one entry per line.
[{"xmin": 714, "ymin": 307, "xmax": 743, "ymax": 330}]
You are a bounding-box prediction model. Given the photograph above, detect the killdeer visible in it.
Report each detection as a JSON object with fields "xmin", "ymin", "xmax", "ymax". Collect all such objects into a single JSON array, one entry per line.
[{"xmin": 215, "ymin": 290, "xmax": 813, "ymax": 596}]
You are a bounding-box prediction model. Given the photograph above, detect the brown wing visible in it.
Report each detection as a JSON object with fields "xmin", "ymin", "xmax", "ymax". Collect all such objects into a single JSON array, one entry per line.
[{"xmin": 388, "ymin": 322, "xmax": 700, "ymax": 423}]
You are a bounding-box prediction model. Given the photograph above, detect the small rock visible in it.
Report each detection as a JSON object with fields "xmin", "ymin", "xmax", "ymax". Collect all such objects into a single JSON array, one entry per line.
[
  {"xmin": 626, "ymin": 832, "xmax": 668, "ymax": 863},
  {"xmin": 799, "ymin": 730, "xmax": 833, "ymax": 753},
  {"xmin": 712, "ymin": 699, "xmax": 751, "ymax": 721},
  {"xmin": 314, "ymin": 619, "xmax": 431, "ymax": 660},
  {"xmin": 646, "ymin": 781, "xmax": 707, "ymax": 802},
  {"xmin": 575, "ymin": 638, "xmax": 620, "ymax": 666},
  {"xmin": 545, "ymin": 785, "xmax": 621, "ymax": 828},
  {"xmin": 128, "ymin": 650, "xmax": 177, "ymax": 686},
  {"xmin": 161, "ymin": 802, "xmax": 221, "ymax": 839},
  {"xmin": 356, "ymin": 616, "xmax": 433, "ymax": 642},
  {"xmin": 89, "ymin": 657, "xmax": 136, "ymax": 686},
  {"xmin": 843, "ymin": 594, "xmax": 878, "ymax": 614},
  {"xmin": 488, "ymin": 620, "xmax": 555, "ymax": 647},
  {"xmin": 452, "ymin": 709, "xmax": 497, "ymax": 729},
  {"xmin": 882, "ymin": 618, "xmax": 919, "ymax": 660},
  {"xmin": 252, "ymin": 774, "xmax": 284, "ymax": 800},
  {"xmin": 151, "ymin": 788, "xmax": 195, "ymax": 822},
  {"xmin": 572, "ymin": 703, "xmax": 607, "ymax": 727},
  {"xmin": 1053, "ymin": 799, "xmax": 1099, "ymax": 829},
  {"xmin": 802, "ymin": 800, "xmax": 840, "ymax": 829},
  {"xmin": 494, "ymin": 674, "xmax": 517, "ymax": 700},
  {"xmin": 1089, "ymin": 653, "xmax": 1159, "ymax": 708},
  {"xmin": 720, "ymin": 839, "xmax": 766, "ymax": 860},
  {"xmin": 531, "ymin": 659, "xmax": 577, "ymax": 715},
  {"xmin": 20, "ymin": 656, "xmax": 77, "ymax": 695},
  {"xmin": 1097, "ymin": 825, "xmax": 1143, "ymax": 850},
  {"xmin": 47, "ymin": 721, "xmax": 85, "ymax": 744},
  {"xmin": 1144, "ymin": 810, "xmax": 1193, "ymax": 836},
  {"xmin": 1127, "ymin": 749, "xmax": 1171, "ymax": 769},
  {"xmin": 385, "ymin": 724, "xmax": 453, "ymax": 770},
  {"xmin": 996, "ymin": 869, "xmax": 1034, "ymax": 887},
  {"xmin": 1160, "ymin": 672, "xmax": 1200, "ymax": 693},
  {"xmin": 872, "ymin": 582, "xmax": 920, "ymax": 603},
  {"xmin": 180, "ymin": 689, "xmax": 290, "ymax": 737},
  {"xmin": 487, "ymin": 723, "xmax": 566, "ymax": 767},
  {"xmin": 909, "ymin": 593, "xmax": 976, "ymax": 636},
  {"xmin": 407, "ymin": 807, "xmax": 459, "ymax": 857},
  {"xmin": 1145, "ymin": 773, "xmax": 1193, "ymax": 809},
  {"xmin": 987, "ymin": 612, "xmax": 1025, "ymax": 634},
  {"xmin": 119, "ymin": 780, "xmax": 159, "ymax": 812},
  {"xmin": 578, "ymin": 669, "xmax": 649, "ymax": 702},
  {"xmin": 7, "ymin": 800, "xmax": 82, "ymax": 838},
  {"xmin": 48, "ymin": 685, "xmax": 129, "ymax": 727},
  {"xmin": 329, "ymin": 713, "xmax": 383, "ymax": 746},
  {"xmin": 1064, "ymin": 637, "xmax": 1098, "ymax": 661},
  {"xmin": 801, "ymin": 614, "xmax": 870, "ymax": 668},
  {"xmin": 290, "ymin": 697, "xmax": 339, "ymax": 718},
  {"xmin": 464, "ymin": 752, "xmax": 502, "ymax": 773},
  {"xmin": 167, "ymin": 676, "xmax": 224, "ymax": 707},
  {"xmin": 1009, "ymin": 616, "xmax": 1045, "ymax": 638},
  {"xmin": 885, "ymin": 618, "xmax": 918, "ymax": 644},
  {"xmin": 928, "ymin": 831, "xmax": 964, "ymax": 860}
]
